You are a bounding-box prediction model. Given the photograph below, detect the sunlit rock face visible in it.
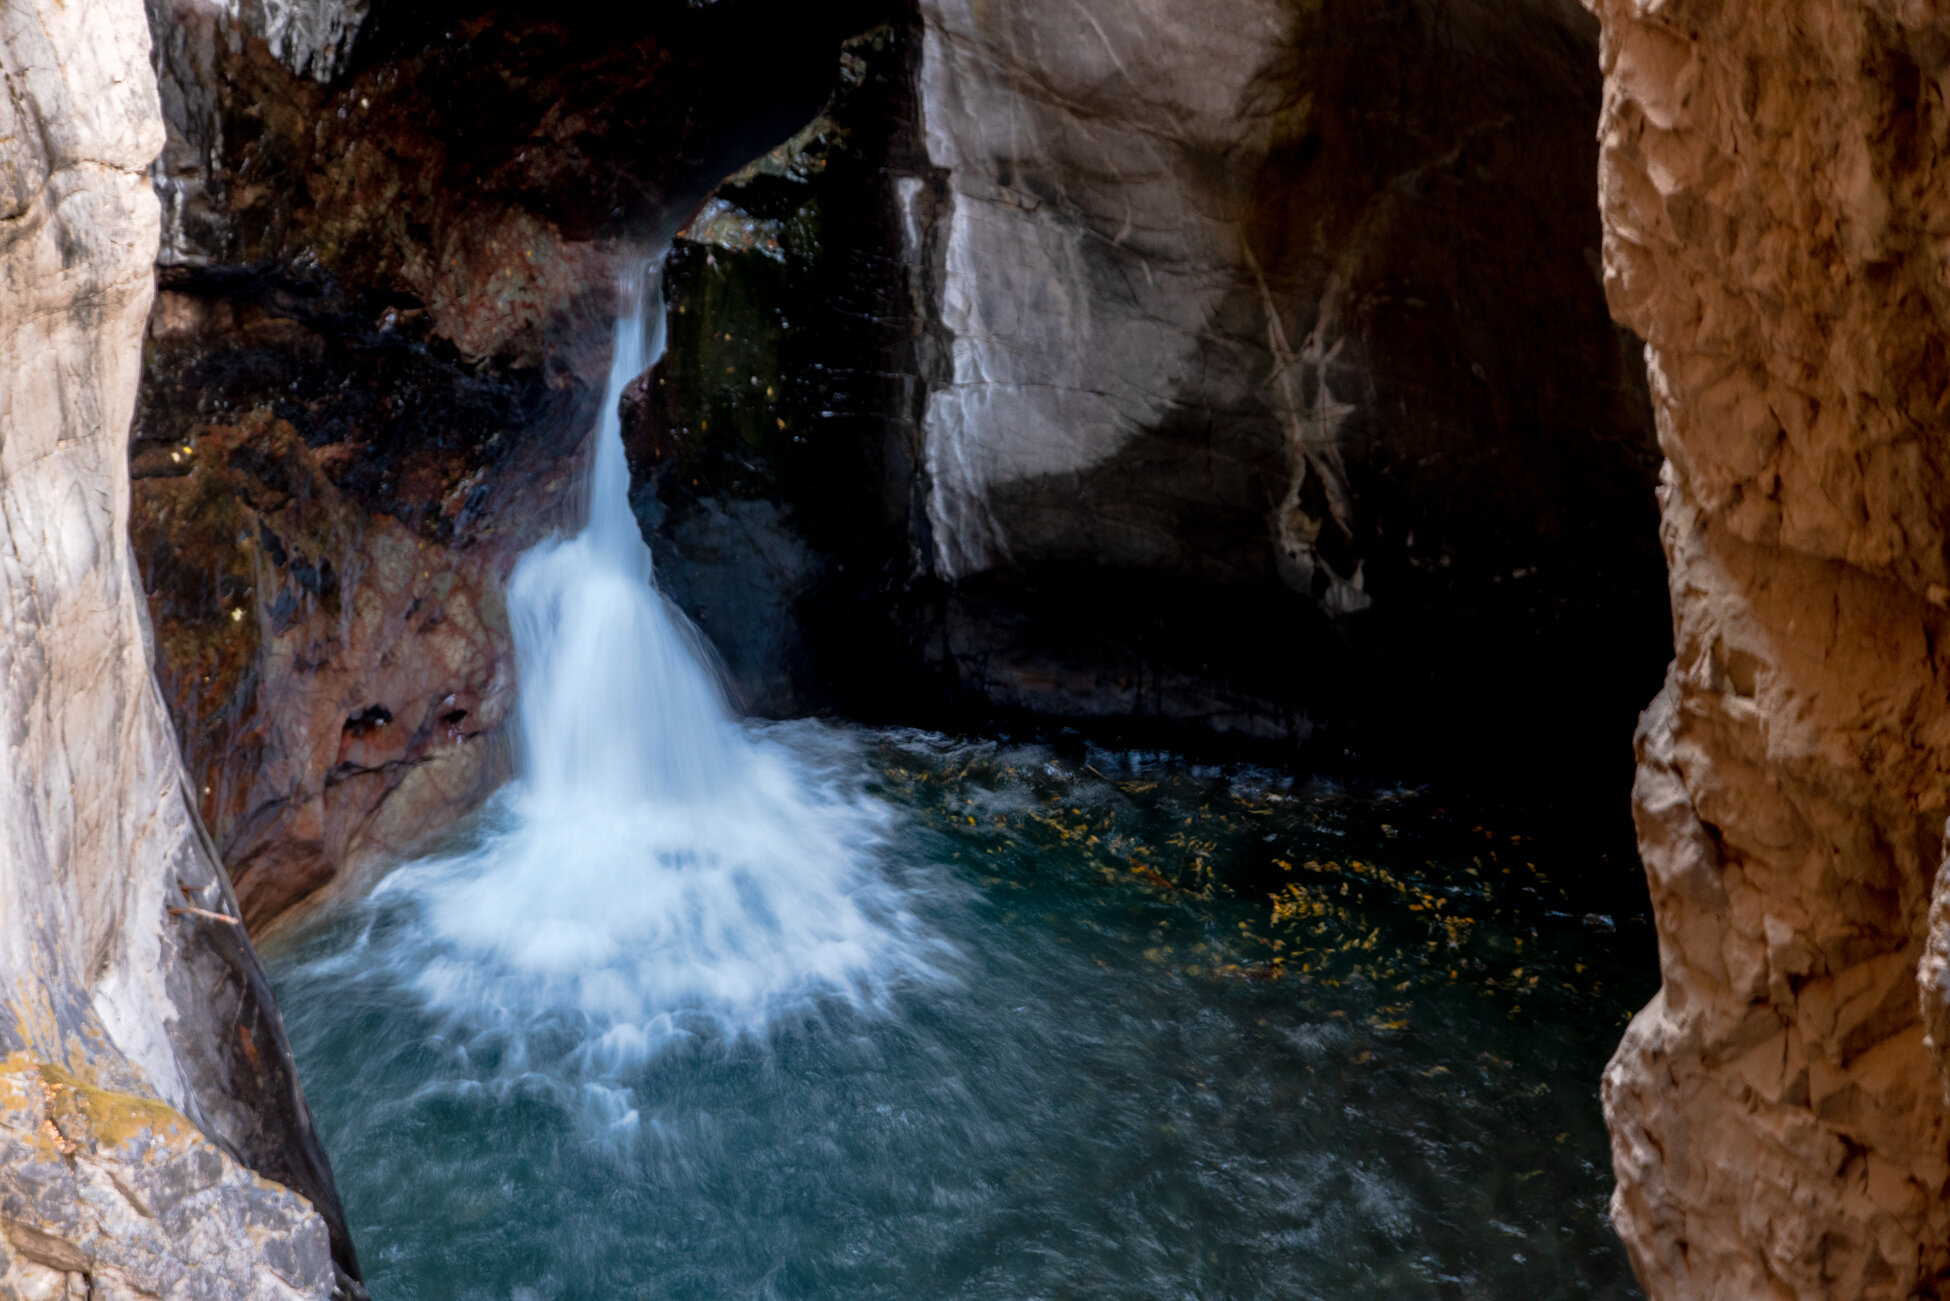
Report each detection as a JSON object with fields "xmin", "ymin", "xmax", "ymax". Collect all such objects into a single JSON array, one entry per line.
[
  {"xmin": 1584, "ymin": 0, "xmax": 1950, "ymax": 1295},
  {"xmin": 130, "ymin": 0, "xmax": 878, "ymax": 927},
  {"xmin": 0, "ymin": 1057, "xmax": 334, "ymax": 1300},
  {"xmin": 641, "ymin": 0, "xmax": 1667, "ymax": 772},
  {"xmin": 0, "ymin": 0, "xmax": 352, "ymax": 1288}
]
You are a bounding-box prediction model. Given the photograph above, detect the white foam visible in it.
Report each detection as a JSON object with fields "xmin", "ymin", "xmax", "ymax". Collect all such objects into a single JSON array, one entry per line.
[{"xmin": 367, "ymin": 265, "xmax": 943, "ymax": 1072}]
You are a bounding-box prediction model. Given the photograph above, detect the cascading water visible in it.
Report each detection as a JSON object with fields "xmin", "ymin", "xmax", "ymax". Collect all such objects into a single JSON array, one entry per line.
[
  {"xmin": 350, "ymin": 265, "xmax": 940, "ymax": 1085},
  {"xmin": 268, "ymin": 263, "xmax": 1653, "ymax": 1300}
]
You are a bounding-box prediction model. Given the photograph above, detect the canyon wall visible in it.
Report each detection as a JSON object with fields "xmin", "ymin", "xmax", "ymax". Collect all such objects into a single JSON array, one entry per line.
[
  {"xmin": 901, "ymin": 0, "xmax": 1665, "ymax": 749},
  {"xmin": 0, "ymin": 0, "xmax": 352, "ymax": 1292},
  {"xmin": 908, "ymin": 0, "xmax": 1635, "ymax": 595},
  {"xmin": 1587, "ymin": 0, "xmax": 1950, "ymax": 1295},
  {"xmin": 131, "ymin": 0, "xmax": 1667, "ymax": 929},
  {"xmin": 644, "ymin": 0, "xmax": 1669, "ymax": 778}
]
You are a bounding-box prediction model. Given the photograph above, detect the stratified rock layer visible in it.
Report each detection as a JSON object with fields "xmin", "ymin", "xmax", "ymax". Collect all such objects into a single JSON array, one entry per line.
[
  {"xmin": 1, "ymin": 0, "xmax": 350, "ymax": 1288},
  {"xmin": 1586, "ymin": 0, "xmax": 1950, "ymax": 1295}
]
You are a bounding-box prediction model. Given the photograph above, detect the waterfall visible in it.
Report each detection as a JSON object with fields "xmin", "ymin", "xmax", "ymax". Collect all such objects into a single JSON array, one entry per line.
[
  {"xmin": 363, "ymin": 264, "xmax": 939, "ymax": 1077},
  {"xmin": 506, "ymin": 266, "xmax": 739, "ymax": 808}
]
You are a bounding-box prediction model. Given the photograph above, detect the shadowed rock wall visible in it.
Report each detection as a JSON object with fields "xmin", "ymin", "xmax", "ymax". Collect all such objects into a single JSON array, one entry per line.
[
  {"xmin": 640, "ymin": 0, "xmax": 1667, "ymax": 781},
  {"xmin": 895, "ymin": 0, "xmax": 1665, "ymax": 757},
  {"xmin": 0, "ymin": 0, "xmax": 353, "ymax": 1290},
  {"xmin": 1586, "ymin": 0, "xmax": 1950, "ymax": 1295}
]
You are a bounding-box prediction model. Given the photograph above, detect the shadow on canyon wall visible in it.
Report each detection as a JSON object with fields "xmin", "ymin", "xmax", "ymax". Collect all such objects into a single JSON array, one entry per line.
[{"xmin": 635, "ymin": 5, "xmax": 1666, "ymax": 800}]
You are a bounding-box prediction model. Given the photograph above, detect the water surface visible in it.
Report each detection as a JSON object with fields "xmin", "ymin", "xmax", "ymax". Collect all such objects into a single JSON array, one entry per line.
[
  {"xmin": 268, "ymin": 260, "xmax": 1653, "ymax": 1300},
  {"xmin": 270, "ymin": 728, "xmax": 1653, "ymax": 1301}
]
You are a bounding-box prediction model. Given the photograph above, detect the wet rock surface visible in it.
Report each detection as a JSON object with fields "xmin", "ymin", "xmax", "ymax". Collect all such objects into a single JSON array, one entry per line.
[
  {"xmin": 132, "ymin": 0, "xmax": 890, "ymax": 924},
  {"xmin": 133, "ymin": 275, "xmax": 586, "ymax": 929},
  {"xmin": 1, "ymin": 0, "xmax": 353, "ymax": 1288},
  {"xmin": 1585, "ymin": 0, "xmax": 1950, "ymax": 1294}
]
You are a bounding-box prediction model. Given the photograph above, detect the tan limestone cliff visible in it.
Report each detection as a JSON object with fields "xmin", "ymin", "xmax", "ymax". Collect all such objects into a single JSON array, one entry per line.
[
  {"xmin": 1, "ymin": 0, "xmax": 349, "ymax": 1289},
  {"xmin": 1586, "ymin": 0, "xmax": 1950, "ymax": 1295}
]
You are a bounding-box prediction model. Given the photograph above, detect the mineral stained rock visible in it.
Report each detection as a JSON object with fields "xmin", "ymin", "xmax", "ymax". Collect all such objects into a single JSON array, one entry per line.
[
  {"xmin": 132, "ymin": 296, "xmax": 581, "ymax": 931},
  {"xmin": 1586, "ymin": 0, "xmax": 1950, "ymax": 1295},
  {"xmin": 0, "ymin": 1056, "xmax": 333, "ymax": 1300},
  {"xmin": 1, "ymin": 0, "xmax": 351, "ymax": 1289}
]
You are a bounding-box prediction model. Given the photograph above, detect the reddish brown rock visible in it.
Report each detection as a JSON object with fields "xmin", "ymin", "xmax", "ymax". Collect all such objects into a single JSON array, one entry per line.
[
  {"xmin": 137, "ymin": 413, "xmax": 492, "ymax": 930},
  {"xmin": 132, "ymin": 1, "xmax": 883, "ymax": 928},
  {"xmin": 1584, "ymin": 0, "xmax": 1950, "ymax": 1294},
  {"xmin": 132, "ymin": 288, "xmax": 597, "ymax": 929}
]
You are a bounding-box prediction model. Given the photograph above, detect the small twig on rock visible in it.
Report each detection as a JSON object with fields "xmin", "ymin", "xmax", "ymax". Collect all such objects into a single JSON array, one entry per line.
[{"xmin": 168, "ymin": 906, "xmax": 241, "ymax": 926}]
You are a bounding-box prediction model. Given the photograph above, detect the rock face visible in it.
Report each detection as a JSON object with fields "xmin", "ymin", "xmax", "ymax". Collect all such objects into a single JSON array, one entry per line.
[
  {"xmin": 0, "ymin": 1056, "xmax": 333, "ymax": 1300},
  {"xmin": 1586, "ymin": 0, "xmax": 1950, "ymax": 1295},
  {"xmin": 0, "ymin": 0, "xmax": 353, "ymax": 1290},
  {"xmin": 640, "ymin": 0, "xmax": 1668, "ymax": 776},
  {"xmin": 903, "ymin": 0, "xmax": 1664, "ymax": 742},
  {"xmin": 133, "ymin": 289, "xmax": 584, "ymax": 930},
  {"xmin": 130, "ymin": 0, "xmax": 885, "ymax": 925},
  {"xmin": 131, "ymin": 0, "xmax": 1667, "ymax": 928}
]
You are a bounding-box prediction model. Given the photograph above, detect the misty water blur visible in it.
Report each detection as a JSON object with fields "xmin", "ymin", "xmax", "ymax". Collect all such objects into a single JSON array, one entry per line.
[
  {"xmin": 268, "ymin": 265, "xmax": 1648, "ymax": 1301},
  {"xmin": 311, "ymin": 266, "xmax": 944, "ymax": 1103}
]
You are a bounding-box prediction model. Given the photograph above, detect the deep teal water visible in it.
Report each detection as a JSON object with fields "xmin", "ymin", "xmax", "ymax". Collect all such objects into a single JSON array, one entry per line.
[{"xmin": 268, "ymin": 725, "xmax": 1655, "ymax": 1300}]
